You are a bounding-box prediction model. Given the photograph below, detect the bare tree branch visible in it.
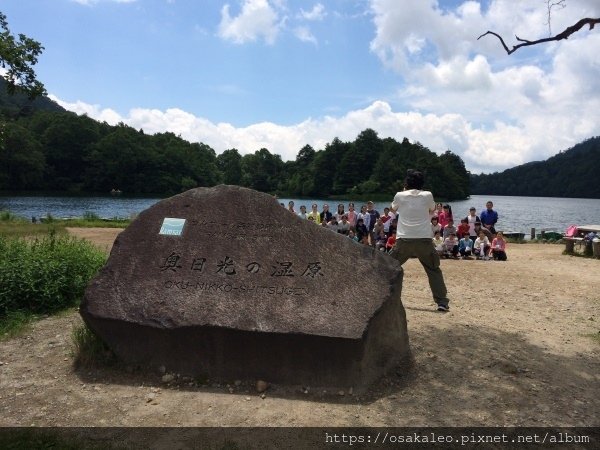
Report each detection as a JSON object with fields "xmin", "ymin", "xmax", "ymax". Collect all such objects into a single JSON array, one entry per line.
[
  {"xmin": 545, "ymin": 0, "xmax": 566, "ymax": 36},
  {"xmin": 478, "ymin": 17, "xmax": 600, "ymax": 55}
]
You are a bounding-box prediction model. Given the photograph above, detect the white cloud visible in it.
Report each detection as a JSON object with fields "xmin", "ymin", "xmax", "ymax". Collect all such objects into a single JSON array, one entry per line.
[
  {"xmin": 294, "ymin": 26, "xmax": 318, "ymax": 45},
  {"xmin": 366, "ymin": 0, "xmax": 600, "ymax": 172},
  {"xmin": 299, "ymin": 4, "xmax": 326, "ymax": 21},
  {"xmin": 218, "ymin": 0, "xmax": 282, "ymax": 45},
  {"xmin": 48, "ymin": 96, "xmax": 122, "ymax": 124},
  {"xmin": 48, "ymin": 1, "xmax": 600, "ymax": 175},
  {"xmin": 52, "ymin": 92, "xmax": 600, "ymax": 174}
]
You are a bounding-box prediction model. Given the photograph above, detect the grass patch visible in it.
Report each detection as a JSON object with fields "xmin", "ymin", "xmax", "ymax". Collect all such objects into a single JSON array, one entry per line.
[
  {"xmin": 582, "ymin": 332, "xmax": 600, "ymax": 345},
  {"xmin": 62, "ymin": 217, "xmax": 130, "ymax": 228},
  {"xmin": 0, "ymin": 210, "xmax": 23, "ymax": 222},
  {"xmin": 0, "ymin": 221, "xmax": 67, "ymax": 238},
  {"xmin": 0, "ymin": 217, "xmax": 128, "ymax": 238},
  {"xmin": 71, "ymin": 324, "xmax": 116, "ymax": 367},
  {"xmin": 0, "ymin": 310, "xmax": 36, "ymax": 340},
  {"xmin": 0, "ymin": 209, "xmax": 129, "ymax": 238},
  {"xmin": 0, "ymin": 232, "xmax": 106, "ymax": 330}
]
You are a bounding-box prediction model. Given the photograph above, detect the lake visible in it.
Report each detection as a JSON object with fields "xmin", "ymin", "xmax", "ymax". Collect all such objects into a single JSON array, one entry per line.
[{"xmin": 1, "ymin": 193, "xmax": 598, "ymax": 237}]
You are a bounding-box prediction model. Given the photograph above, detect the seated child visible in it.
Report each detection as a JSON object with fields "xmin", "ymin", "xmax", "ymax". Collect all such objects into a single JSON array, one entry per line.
[
  {"xmin": 456, "ymin": 218, "xmax": 470, "ymax": 239},
  {"xmin": 490, "ymin": 231, "xmax": 508, "ymax": 261},
  {"xmin": 458, "ymin": 234, "xmax": 473, "ymax": 258},
  {"xmin": 375, "ymin": 230, "xmax": 388, "ymax": 251},
  {"xmin": 337, "ymin": 215, "xmax": 350, "ymax": 235},
  {"xmin": 355, "ymin": 218, "xmax": 369, "ymax": 245},
  {"xmin": 443, "ymin": 233, "xmax": 459, "ymax": 258},
  {"xmin": 347, "ymin": 230, "xmax": 359, "ymax": 242},
  {"xmin": 474, "ymin": 232, "xmax": 491, "ymax": 260},
  {"xmin": 443, "ymin": 219, "xmax": 457, "ymax": 240},
  {"xmin": 432, "ymin": 231, "xmax": 444, "ymax": 256},
  {"xmin": 327, "ymin": 218, "xmax": 338, "ymax": 232},
  {"xmin": 385, "ymin": 234, "xmax": 396, "ymax": 252},
  {"xmin": 431, "ymin": 217, "xmax": 441, "ymax": 237}
]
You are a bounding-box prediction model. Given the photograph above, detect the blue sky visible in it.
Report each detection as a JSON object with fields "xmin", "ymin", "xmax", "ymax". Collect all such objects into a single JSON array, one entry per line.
[{"xmin": 2, "ymin": 0, "xmax": 599, "ymax": 173}]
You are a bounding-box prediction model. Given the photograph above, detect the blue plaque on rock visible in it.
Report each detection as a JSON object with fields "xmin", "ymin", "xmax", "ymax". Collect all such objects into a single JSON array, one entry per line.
[{"xmin": 159, "ymin": 218, "xmax": 186, "ymax": 236}]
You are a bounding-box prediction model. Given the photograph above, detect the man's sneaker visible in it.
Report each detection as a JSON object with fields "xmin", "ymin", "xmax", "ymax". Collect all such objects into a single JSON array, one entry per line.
[{"xmin": 437, "ymin": 304, "xmax": 449, "ymax": 312}]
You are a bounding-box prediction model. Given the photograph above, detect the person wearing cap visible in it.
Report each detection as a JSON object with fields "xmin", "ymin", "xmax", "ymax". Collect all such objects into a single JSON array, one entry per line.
[
  {"xmin": 389, "ymin": 169, "xmax": 450, "ymax": 312},
  {"xmin": 473, "ymin": 222, "xmax": 493, "ymax": 241}
]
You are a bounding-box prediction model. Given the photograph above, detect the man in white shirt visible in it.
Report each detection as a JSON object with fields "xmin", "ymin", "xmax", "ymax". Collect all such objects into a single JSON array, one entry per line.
[{"xmin": 389, "ymin": 170, "xmax": 450, "ymax": 312}]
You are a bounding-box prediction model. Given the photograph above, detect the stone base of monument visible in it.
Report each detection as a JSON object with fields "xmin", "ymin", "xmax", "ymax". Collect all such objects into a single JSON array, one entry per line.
[
  {"xmin": 81, "ymin": 185, "xmax": 410, "ymax": 389},
  {"xmin": 83, "ymin": 279, "xmax": 408, "ymax": 388}
]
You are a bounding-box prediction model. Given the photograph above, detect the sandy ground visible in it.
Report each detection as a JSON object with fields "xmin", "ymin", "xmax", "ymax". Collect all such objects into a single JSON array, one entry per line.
[{"xmin": 0, "ymin": 227, "xmax": 598, "ymax": 431}]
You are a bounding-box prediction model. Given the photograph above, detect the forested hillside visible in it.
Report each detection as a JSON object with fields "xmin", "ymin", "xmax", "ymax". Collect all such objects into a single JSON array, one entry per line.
[
  {"xmin": 0, "ymin": 81, "xmax": 470, "ymax": 199},
  {"xmin": 470, "ymin": 137, "xmax": 600, "ymax": 199}
]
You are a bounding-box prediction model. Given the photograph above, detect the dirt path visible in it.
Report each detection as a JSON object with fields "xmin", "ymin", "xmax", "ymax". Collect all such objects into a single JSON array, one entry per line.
[{"xmin": 1, "ymin": 228, "xmax": 598, "ymax": 429}]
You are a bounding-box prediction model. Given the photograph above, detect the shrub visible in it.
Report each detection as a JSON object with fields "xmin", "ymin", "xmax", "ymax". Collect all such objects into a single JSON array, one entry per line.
[
  {"xmin": 0, "ymin": 210, "xmax": 23, "ymax": 222},
  {"xmin": 71, "ymin": 324, "xmax": 115, "ymax": 367},
  {"xmin": 0, "ymin": 310, "xmax": 35, "ymax": 338},
  {"xmin": 82, "ymin": 211, "xmax": 101, "ymax": 221},
  {"xmin": 0, "ymin": 232, "xmax": 106, "ymax": 318}
]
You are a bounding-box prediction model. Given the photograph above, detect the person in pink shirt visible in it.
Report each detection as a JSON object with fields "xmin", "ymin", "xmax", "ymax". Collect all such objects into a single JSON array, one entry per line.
[
  {"xmin": 346, "ymin": 202, "xmax": 358, "ymax": 231},
  {"xmin": 490, "ymin": 231, "xmax": 508, "ymax": 261},
  {"xmin": 437, "ymin": 204, "xmax": 453, "ymax": 229}
]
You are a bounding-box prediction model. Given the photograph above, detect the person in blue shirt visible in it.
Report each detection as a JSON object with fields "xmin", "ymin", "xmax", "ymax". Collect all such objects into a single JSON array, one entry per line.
[
  {"xmin": 458, "ymin": 234, "xmax": 473, "ymax": 258},
  {"xmin": 480, "ymin": 201, "xmax": 498, "ymax": 234}
]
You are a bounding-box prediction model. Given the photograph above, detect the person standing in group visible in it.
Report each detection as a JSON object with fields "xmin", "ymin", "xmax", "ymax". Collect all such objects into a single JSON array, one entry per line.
[
  {"xmin": 464, "ymin": 207, "xmax": 480, "ymax": 245},
  {"xmin": 382, "ymin": 207, "xmax": 395, "ymax": 235},
  {"xmin": 347, "ymin": 202, "xmax": 358, "ymax": 231},
  {"xmin": 307, "ymin": 203, "xmax": 321, "ymax": 224},
  {"xmin": 298, "ymin": 205, "xmax": 308, "ymax": 219},
  {"xmin": 335, "ymin": 204, "xmax": 346, "ymax": 222},
  {"xmin": 480, "ymin": 201, "xmax": 498, "ymax": 235},
  {"xmin": 320, "ymin": 204, "xmax": 333, "ymax": 224},
  {"xmin": 287, "ymin": 201, "xmax": 296, "ymax": 213},
  {"xmin": 437, "ymin": 204, "xmax": 453, "ymax": 230},
  {"xmin": 366, "ymin": 201, "xmax": 380, "ymax": 247},
  {"xmin": 389, "ymin": 169, "xmax": 450, "ymax": 312},
  {"xmin": 357, "ymin": 205, "xmax": 371, "ymax": 232}
]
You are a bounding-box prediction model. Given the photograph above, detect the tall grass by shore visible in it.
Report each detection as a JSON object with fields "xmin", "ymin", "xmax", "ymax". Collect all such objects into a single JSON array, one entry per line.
[
  {"xmin": 0, "ymin": 232, "xmax": 107, "ymax": 337},
  {"xmin": 0, "ymin": 209, "xmax": 130, "ymax": 238}
]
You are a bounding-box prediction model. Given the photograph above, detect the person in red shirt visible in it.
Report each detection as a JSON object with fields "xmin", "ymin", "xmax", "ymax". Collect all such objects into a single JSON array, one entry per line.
[
  {"xmin": 385, "ymin": 234, "xmax": 396, "ymax": 252},
  {"xmin": 456, "ymin": 218, "xmax": 470, "ymax": 239}
]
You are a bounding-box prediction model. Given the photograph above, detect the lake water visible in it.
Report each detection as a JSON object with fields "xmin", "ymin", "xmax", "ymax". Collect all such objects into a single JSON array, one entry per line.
[{"xmin": 1, "ymin": 193, "xmax": 598, "ymax": 237}]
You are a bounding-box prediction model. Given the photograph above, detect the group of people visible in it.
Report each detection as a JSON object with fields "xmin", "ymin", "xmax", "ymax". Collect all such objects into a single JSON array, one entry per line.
[
  {"xmin": 430, "ymin": 201, "xmax": 507, "ymax": 261},
  {"xmin": 284, "ymin": 200, "xmax": 400, "ymax": 252},
  {"xmin": 281, "ymin": 169, "xmax": 505, "ymax": 313},
  {"xmin": 283, "ymin": 198, "xmax": 506, "ymax": 262}
]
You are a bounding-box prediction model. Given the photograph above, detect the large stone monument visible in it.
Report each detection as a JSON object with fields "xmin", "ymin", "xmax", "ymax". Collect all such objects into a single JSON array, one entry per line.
[{"xmin": 81, "ymin": 185, "xmax": 409, "ymax": 387}]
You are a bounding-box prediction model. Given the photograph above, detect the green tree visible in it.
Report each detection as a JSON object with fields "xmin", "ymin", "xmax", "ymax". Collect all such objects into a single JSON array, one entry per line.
[
  {"xmin": 217, "ymin": 148, "xmax": 243, "ymax": 185},
  {"xmin": 241, "ymin": 148, "xmax": 284, "ymax": 192},
  {"xmin": 0, "ymin": 12, "xmax": 45, "ymax": 98},
  {"xmin": 40, "ymin": 113, "xmax": 100, "ymax": 191},
  {"xmin": 0, "ymin": 122, "xmax": 44, "ymax": 189},
  {"xmin": 334, "ymin": 129, "xmax": 382, "ymax": 194}
]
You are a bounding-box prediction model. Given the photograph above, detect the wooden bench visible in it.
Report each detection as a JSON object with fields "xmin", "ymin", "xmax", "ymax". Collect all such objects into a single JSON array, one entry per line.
[{"xmin": 564, "ymin": 237, "xmax": 585, "ymax": 253}]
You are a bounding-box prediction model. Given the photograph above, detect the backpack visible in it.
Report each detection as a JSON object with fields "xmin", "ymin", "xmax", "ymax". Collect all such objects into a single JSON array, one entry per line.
[{"xmin": 565, "ymin": 225, "xmax": 578, "ymax": 237}]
